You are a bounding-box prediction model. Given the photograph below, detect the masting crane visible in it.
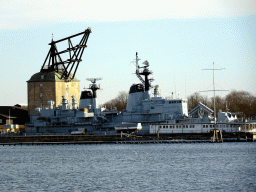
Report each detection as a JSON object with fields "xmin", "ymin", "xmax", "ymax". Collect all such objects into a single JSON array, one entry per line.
[{"xmin": 40, "ymin": 27, "xmax": 92, "ymax": 81}]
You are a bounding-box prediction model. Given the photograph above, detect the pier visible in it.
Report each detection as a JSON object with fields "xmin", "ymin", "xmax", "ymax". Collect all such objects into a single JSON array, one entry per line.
[{"xmin": 0, "ymin": 131, "xmax": 255, "ymax": 146}]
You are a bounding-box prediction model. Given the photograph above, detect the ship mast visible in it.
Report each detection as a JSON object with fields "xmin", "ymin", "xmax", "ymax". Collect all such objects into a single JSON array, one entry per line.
[
  {"xmin": 134, "ymin": 52, "xmax": 154, "ymax": 91},
  {"xmin": 201, "ymin": 62, "xmax": 228, "ymax": 125}
]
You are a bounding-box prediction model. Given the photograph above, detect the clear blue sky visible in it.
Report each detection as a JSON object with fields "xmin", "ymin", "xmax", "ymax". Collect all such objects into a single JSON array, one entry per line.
[{"xmin": 0, "ymin": 0, "xmax": 255, "ymax": 106}]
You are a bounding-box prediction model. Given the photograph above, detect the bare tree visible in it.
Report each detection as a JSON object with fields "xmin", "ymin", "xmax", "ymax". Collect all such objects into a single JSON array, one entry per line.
[
  {"xmin": 187, "ymin": 92, "xmax": 204, "ymax": 111},
  {"xmin": 101, "ymin": 91, "xmax": 129, "ymax": 112},
  {"xmin": 225, "ymin": 90, "xmax": 256, "ymax": 118},
  {"xmin": 187, "ymin": 90, "xmax": 256, "ymax": 118}
]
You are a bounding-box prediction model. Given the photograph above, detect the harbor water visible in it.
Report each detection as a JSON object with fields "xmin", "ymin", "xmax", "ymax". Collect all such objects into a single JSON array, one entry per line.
[{"xmin": 0, "ymin": 142, "xmax": 255, "ymax": 191}]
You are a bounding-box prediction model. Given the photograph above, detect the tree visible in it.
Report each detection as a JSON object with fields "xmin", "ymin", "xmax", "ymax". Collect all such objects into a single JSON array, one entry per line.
[
  {"xmin": 187, "ymin": 90, "xmax": 256, "ymax": 119},
  {"xmin": 225, "ymin": 90, "xmax": 256, "ymax": 118},
  {"xmin": 101, "ymin": 91, "xmax": 129, "ymax": 112},
  {"xmin": 209, "ymin": 95, "xmax": 225, "ymax": 114},
  {"xmin": 187, "ymin": 92, "xmax": 204, "ymax": 111}
]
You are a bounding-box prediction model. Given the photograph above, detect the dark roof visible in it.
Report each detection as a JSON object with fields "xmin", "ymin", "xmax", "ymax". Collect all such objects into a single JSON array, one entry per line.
[{"xmin": 27, "ymin": 71, "xmax": 80, "ymax": 82}]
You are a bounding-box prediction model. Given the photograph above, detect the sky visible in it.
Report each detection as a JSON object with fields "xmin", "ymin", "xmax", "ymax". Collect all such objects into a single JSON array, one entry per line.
[{"xmin": 0, "ymin": 0, "xmax": 256, "ymax": 106}]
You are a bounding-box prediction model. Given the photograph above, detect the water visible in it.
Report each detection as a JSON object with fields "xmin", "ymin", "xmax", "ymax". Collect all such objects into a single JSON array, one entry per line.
[{"xmin": 0, "ymin": 143, "xmax": 255, "ymax": 191}]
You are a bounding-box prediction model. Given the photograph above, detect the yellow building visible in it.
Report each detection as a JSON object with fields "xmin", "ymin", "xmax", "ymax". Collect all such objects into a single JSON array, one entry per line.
[{"xmin": 27, "ymin": 71, "xmax": 80, "ymax": 115}]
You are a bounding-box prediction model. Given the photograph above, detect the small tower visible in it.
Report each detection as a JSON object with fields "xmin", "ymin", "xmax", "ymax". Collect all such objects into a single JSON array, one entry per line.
[
  {"xmin": 27, "ymin": 28, "xmax": 91, "ymax": 114},
  {"xmin": 126, "ymin": 52, "xmax": 154, "ymax": 112},
  {"xmin": 79, "ymin": 78, "xmax": 102, "ymax": 111}
]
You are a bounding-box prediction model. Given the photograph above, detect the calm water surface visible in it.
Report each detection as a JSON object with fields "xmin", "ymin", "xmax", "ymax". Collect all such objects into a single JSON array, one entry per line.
[{"xmin": 0, "ymin": 142, "xmax": 255, "ymax": 191}]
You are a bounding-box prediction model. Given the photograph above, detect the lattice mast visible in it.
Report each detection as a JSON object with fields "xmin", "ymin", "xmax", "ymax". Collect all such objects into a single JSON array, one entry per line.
[
  {"xmin": 134, "ymin": 52, "xmax": 154, "ymax": 91},
  {"xmin": 41, "ymin": 27, "xmax": 92, "ymax": 81}
]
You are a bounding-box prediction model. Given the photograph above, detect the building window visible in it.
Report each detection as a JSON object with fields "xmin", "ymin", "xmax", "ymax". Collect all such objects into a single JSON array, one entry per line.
[
  {"xmin": 40, "ymin": 84, "xmax": 43, "ymax": 87},
  {"xmin": 41, "ymin": 75, "xmax": 44, "ymax": 80},
  {"xmin": 40, "ymin": 93, "xmax": 43, "ymax": 98},
  {"xmin": 0, "ymin": 119, "xmax": 2, "ymax": 124}
]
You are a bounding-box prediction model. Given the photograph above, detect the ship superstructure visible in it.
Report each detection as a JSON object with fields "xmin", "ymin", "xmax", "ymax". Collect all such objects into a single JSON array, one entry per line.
[
  {"xmin": 27, "ymin": 77, "xmax": 117, "ymax": 135},
  {"xmin": 26, "ymin": 52, "xmax": 255, "ymax": 135},
  {"xmin": 113, "ymin": 53, "xmax": 189, "ymax": 133}
]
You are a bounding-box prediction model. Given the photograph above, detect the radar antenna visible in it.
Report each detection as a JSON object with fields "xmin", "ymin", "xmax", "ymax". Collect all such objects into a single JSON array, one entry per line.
[
  {"xmin": 133, "ymin": 52, "xmax": 153, "ymax": 91},
  {"xmin": 86, "ymin": 78, "xmax": 103, "ymax": 98},
  {"xmin": 41, "ymin": 27, "xmax": 92, "ymax": 81}
]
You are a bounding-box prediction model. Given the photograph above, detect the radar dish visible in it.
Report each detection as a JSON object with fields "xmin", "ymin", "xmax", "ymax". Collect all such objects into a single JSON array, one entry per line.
[
  {"xmin": 86, "ymin": 77, "xmax": 103, "ymax": 84},
  {"xmin": 142, "ymin": 60, "xmax": 149, "ymax": 67}
]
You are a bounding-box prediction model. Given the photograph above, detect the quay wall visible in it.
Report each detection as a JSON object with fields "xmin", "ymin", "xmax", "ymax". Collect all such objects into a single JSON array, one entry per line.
[{"xmin": 0, "ymin": 132, "xmax": 254, "ymax": 144}]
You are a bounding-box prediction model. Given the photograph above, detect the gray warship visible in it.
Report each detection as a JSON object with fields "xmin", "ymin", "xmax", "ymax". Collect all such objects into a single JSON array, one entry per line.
[
  {"xmin": 26, "ymin": 52, "xmax": 193, "ymax": 135},
  {"xmin": 26, "ymin": 53, "xmax": 255, "ymax": 135}
]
